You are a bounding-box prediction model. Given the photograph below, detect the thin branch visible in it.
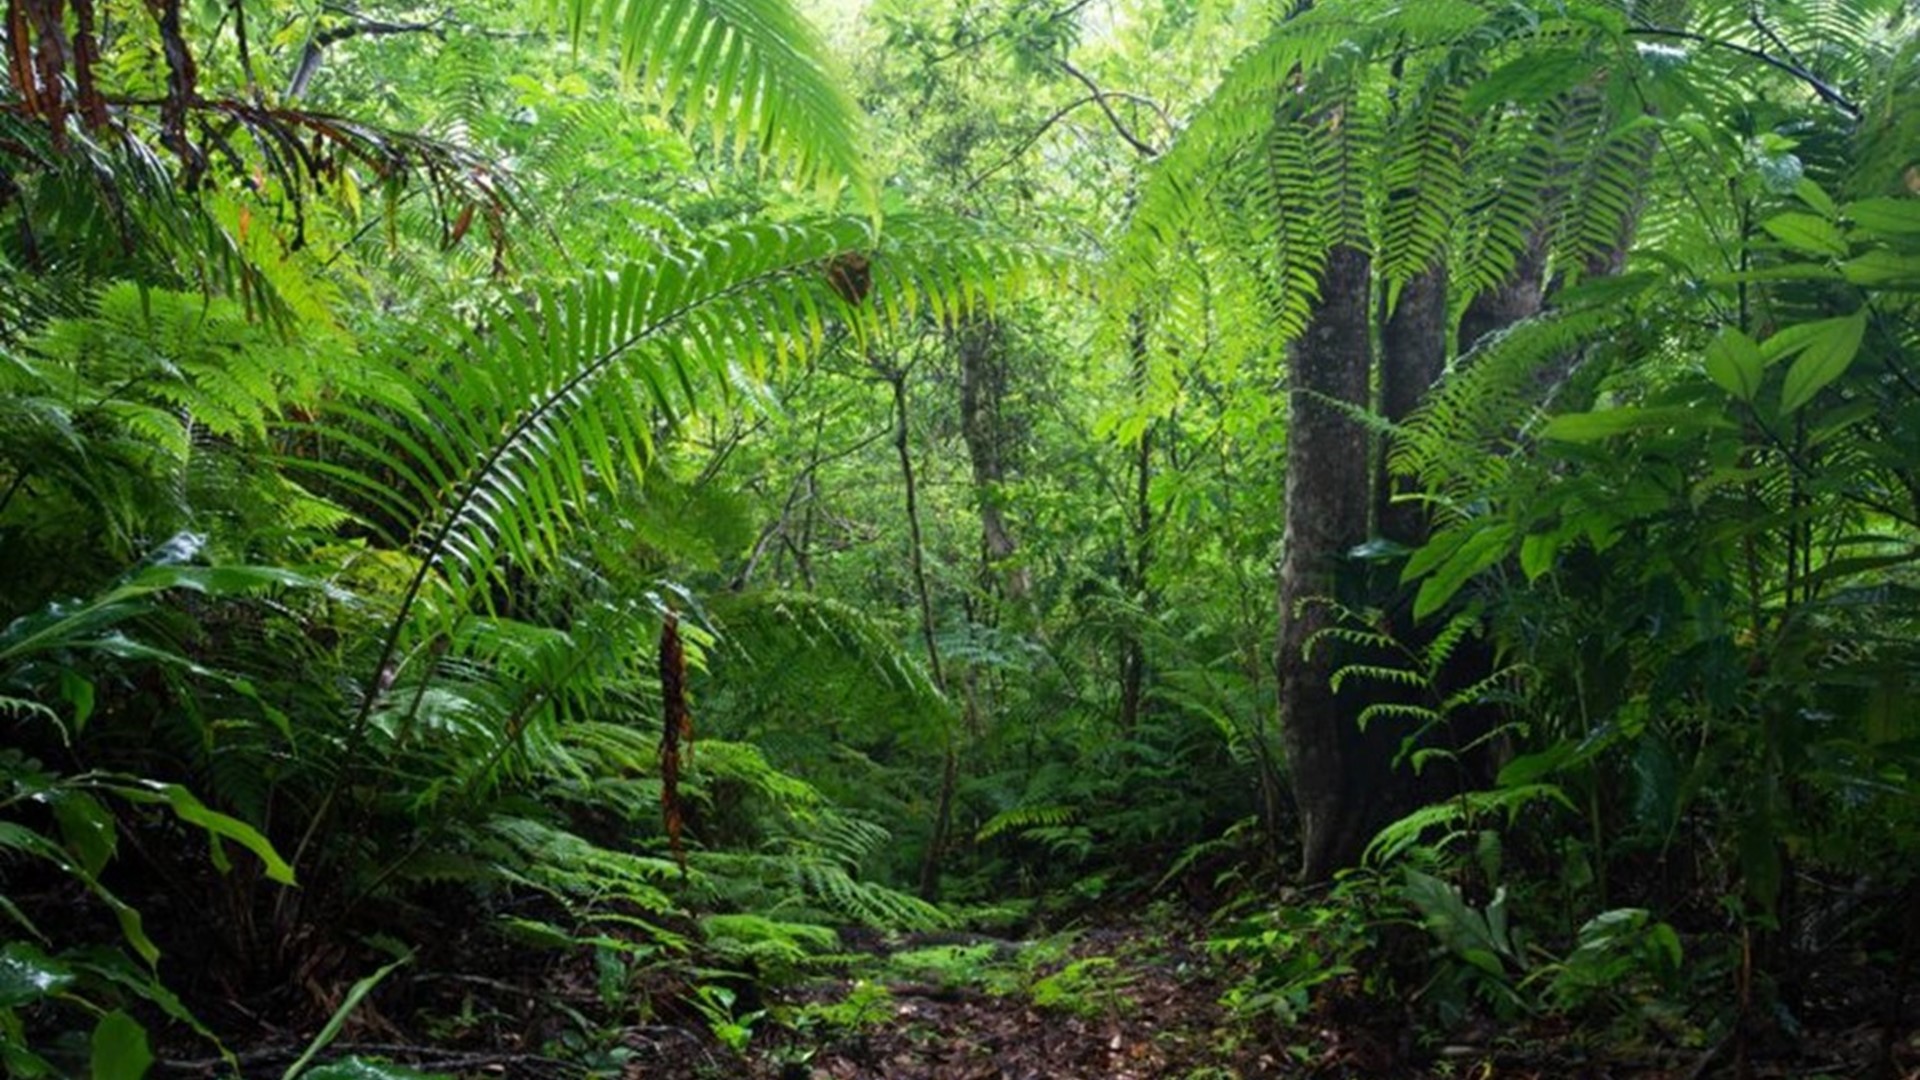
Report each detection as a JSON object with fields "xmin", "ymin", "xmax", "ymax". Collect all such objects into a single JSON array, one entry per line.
[
  {"xmin": 1626, "ymin": 24, "xmax": 1859, "ymax": 119},
  {"xmin": 921, "ymin": 0, "xmax": 1101, "ymax": 67},
  {"xmin": 286, "ymin": 11, "xmax": 451, "ymax": 102},
  {"xmin": 1054, "ymin": 58, "xmax": 1160, "ymax": 158},
  {"xmin": 966, "ymin": 87, "xmax": 1169, "ymax": 191},
  {"xmin": 231, "ymin": 0, "xmax": 260, "ymax": 101}
]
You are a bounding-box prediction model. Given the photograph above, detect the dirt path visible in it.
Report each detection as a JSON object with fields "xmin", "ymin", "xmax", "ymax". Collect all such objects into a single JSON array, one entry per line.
[{"xmin": 738, "ymin": 924, "xmax": 1280, "ymax": 1080}]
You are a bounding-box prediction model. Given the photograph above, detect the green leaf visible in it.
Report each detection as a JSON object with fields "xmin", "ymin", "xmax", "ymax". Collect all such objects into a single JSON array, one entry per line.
[
  {"xmin": 1842, "ymin": 249, "xmax": 1920, "ymax": 286},
  {"xmin": 52, "ymin": 791, "xmax": 117, "ymax": 878},
  {"xmin": 1518, "ymin": 532, "xmax": 1558, "ymax": 582},
  {"xmin": 1847, "ymin": 197, "xmax": 1920, "ymax": 236},
  {"xmin": 59, "ymin": 671, "xmax": 95, "ymax": 730},
  {"xmin": 1412, "ymin": 524, "xmax": 1513, "ymax": 621},
  {"xmin": 0, "ymin": 943, "xmax": 75, "ymax": 1007},
  {"xmin": 90, "ymin": 1010, "xmax": 152, "ymax": 1080},
  {"xmin": 1703, "ymin": 327, "xmax": 1764, "ymax": 402},
  {"xmin": 546, "ymin": 0, "xmax": 872, "ymax": 204},
  {"xmin": 1553, "ymin": 271, "xmax": 1660, "ymax": 308},
  {"xmin": 1761, "ymin": 211, "xmax": 1847, "ymax": 257},
  {"xmin": 1541, "ymin": 405, "xmax": 1716, "ymax": 442},
  {"xmin": 282, "ymin": 955, "xmax": 412, "ymax": 1080},
  {"xmin": 1403, "ymin": 523, "xmax": 1472, "ymax": 583},
  {"xmin": 166, "ymin": 785, "xmax": 294, "ymax": 884},
  {"xmin": 1464, "ymin": 49, "xmax": 1587, "ymax": 111},
  {"xmin": 1793, "ymin": 177, "xmax": 1832, "ymax": 214},
  {"xmin": 109, "ymin": 783, "xmax": 295, "ymax": 885},
  {"xmin": 1778, "ymin": 311, "xmax": 1867, "ymax": 414}
]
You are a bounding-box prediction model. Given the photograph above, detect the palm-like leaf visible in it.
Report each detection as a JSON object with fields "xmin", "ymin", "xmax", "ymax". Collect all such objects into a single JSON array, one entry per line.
[
  {"xmin": 1113, "ymin": 0, "xmax": 1643, "ymax": 356},
  {"xmin": 297, "ymin": 214, "xmax": 1028, "ymax": 735},
  {"xmin": 549, "ymin": 0, "xmax": 872, "ymax": 201}
]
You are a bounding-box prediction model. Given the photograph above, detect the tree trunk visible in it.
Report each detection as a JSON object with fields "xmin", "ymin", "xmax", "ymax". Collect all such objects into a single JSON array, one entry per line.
[
  {"xmin": 1456, "ymin": 228, "xmax": 1546, "ymax": 357},
  {"xmin": 887, "ymin": 368, "xmax": 958, "ymax": 902},
  {"xmin": 1119, "ymin": 312, "xmax": 1153, "ymax": 731},
  {"xmin": 1377, "ymin": 264, "xmax": 1450, "ymax": 546},
  {"xmin": 1277, "ymin": 244, "xmax": 1377, "ymax": 880},
  {"xmin": 955, "ymin": 319, "xmax": 1029, "ymax": 602}
]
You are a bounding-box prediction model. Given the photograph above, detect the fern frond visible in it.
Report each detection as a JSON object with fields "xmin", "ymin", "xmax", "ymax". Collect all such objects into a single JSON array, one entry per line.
[
  {"xmin": 1356, "ymin": 701, "xmax": 1443, "ymax": 729},
  {"xmin": 976, "ymin": 804, "xmax": 1079, "ymax": 843},
  {"xmin": 547, "ymin": 0, "xmax": 871, "ymax": 200},
  {"xmin": 1328, "ymin": 663, "xmax": 1427, "ymax": 693},
  {"xmin": 793, "ymin": 860, "xmax": 951, "ymax": 929},
  {"xmin": 1393, "ymin": 305, "xmax": 1621, "ymax": 499}
]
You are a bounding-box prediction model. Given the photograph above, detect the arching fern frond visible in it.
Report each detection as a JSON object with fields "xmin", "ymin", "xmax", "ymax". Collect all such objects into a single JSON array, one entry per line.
[
  {"xmin": 547, "ymin": 0, "xmax": 871, "ymax": 201},
  {"xmin": 1392, "ymin": 304, "xmax": 1623, "ymax": 501}
]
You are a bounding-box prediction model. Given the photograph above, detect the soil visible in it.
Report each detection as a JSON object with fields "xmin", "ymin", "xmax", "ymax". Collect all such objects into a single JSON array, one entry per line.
[{"xmin": 736, "ymin": 924, "xmax": 1274, "ymax": 1080}]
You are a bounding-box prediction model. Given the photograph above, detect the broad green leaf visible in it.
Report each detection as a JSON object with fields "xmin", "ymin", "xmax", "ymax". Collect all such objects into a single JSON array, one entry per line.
[
  {"xmin": 1761, "ymin": 211, "xmax": 1847, "ymax": 257},
  {"xmin": 52, "ymin": 791, "xmax": 117, "ymax": 877},
  {"xmin": 59, "ymin": 671, "xmax": 95, "ymax": 729},
  {"xmin": 1402, "ymin": 522, "xmax": 1472, "ymax": 583},
  {"xmin": 1842, "ymin": 249, "xmax": 1920, "ymax": 286},
  {"xmin": 0, "ymin": 943, "xmax": 74, "ymax": 1007},
  {"xmin": 1518, "ymin": 530, "xmax": 1564, "ymax": 582},
  {"xmin": 131, "ymin": 564, "xmax": 314, "ymax": 595},
  {"xmin": 1495, "ymin": 739, "xmax": 1594, "ymax": 788},
  {"xmin": 1464, "ymin": 49, "xmax": 1587, "ymax": 111},
  {"xmin": 1703, "ymin": 327, "xmax": 1764, "ymax": 402},
  {"xmin": 1847, "ymin": 197, "xmax": 1920, "ymax": 235},
  {"xmin": 1554, "ymin": 271, "xmax": 1660, "ymax": 308},
  {"xmin": 1794, "ymin": 177, "xmax": 1834, "ymax": 215},
  {"xmin": 1779, "ymin": 311, "xmax": 1867, "ymax": 414},
  {"xmin": 90, "ymin": 1010, "xmax": 153, "ymax": 1080},
  {"xmin": 1413, "ymin": 524, "xmax": 1513, "ymax": 621}
]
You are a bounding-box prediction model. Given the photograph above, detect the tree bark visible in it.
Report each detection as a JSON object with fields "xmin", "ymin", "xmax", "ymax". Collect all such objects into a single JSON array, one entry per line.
[
  {"xmin": 1378, "ymin": 264, "xmax": 1450, "ymax": 546},
  {"xmin": 1456, "ymin": 228, "xmax": 1547, "ymax": 357},
  {"xmin": 1277, "ymin": 244, "xmax": 1378, "ymax": 880},
  {"xmin": 955, "ymin": 318, "xmax": 1030, "ymax": 602},
  {"xmin": 1119, "ymin": 312, "xmax": 1153, "ymax": 731},
  {"xmin": 889, "ymin": 368, "xmax": 959, "ymax": 901}
]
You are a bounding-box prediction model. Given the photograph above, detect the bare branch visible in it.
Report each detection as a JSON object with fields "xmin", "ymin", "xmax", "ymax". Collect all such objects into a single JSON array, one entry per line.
[{"xmin": 1053, "ymin": 58, "xmax": 1160, "ymax": 158}]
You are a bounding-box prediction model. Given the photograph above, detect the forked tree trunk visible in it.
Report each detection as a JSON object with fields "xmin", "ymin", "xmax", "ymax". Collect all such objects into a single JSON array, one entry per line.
[
  {"xmin": 1277, "ymin": 244, "xmax": 1377, "ymax": 880},
  {"xmin": 1456, "ymin": 229, "xmax": 1547, "ymax": 358}
]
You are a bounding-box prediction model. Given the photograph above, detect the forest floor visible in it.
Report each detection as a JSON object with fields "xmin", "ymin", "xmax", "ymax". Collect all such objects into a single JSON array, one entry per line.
[
  {"xmin": 614, "ymin": 920, "xmax": 1287, "ymax": 1079},
  {"xmin": 608, "ymin": 916, "xmax": 1920, "ymax": 1080},
  {"xmin": 147, "ymin": 908, "xmax": 1920, "ymax": 1078},
  {"xmin": 736, "ymin": 922, "xmax": 1277, "ymax": 1080}
]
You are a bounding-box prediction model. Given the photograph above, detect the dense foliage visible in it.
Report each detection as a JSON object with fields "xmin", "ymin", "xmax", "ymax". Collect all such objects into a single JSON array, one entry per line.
[{"xmin": 2, "ymin": 0, "xmax": 1916, "ymax": 1076}]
